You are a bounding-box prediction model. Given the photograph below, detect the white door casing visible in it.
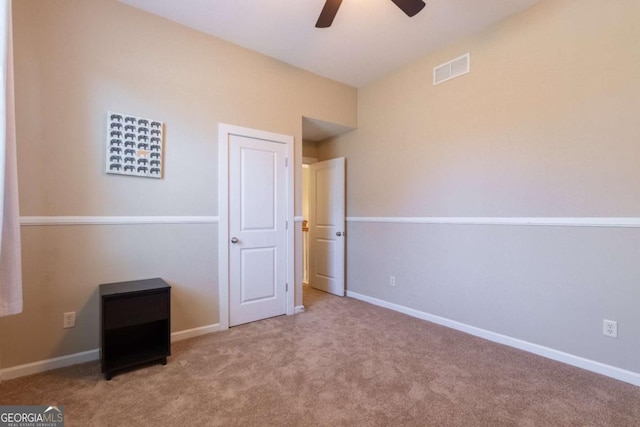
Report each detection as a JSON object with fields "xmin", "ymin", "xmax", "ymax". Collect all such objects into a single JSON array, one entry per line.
[
  {"xmin": 218, "ymin": 124, "xmax": 294, "ymax": 330},
  {"xmin": 309, "ymin": 158, "xmax": 345, "ymax": 296}
]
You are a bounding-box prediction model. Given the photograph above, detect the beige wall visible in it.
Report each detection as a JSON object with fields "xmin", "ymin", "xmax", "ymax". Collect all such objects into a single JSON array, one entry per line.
[
  {"xmin": 321, "ymin": 0, "xmax": 640, "ymax": 374},
  {"xmin": 323, "ymin": 0, "xmax": 640, "ymax": 217},
  {"xmin": 302, "ymin": 140, "xmax": 319, "ymax": 159},
  {"xmin": 0, "ymin": 0, "xmax": 356, "ymax": 369},
  {"xmin": 15, "ymin": 1, "xmax": 356, "ymax": 217}
]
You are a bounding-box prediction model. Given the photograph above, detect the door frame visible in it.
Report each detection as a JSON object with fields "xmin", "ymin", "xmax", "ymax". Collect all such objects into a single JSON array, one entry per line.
[{"xmin": 218, "ymin": 123, "xmax": 295, "ymax": 331}]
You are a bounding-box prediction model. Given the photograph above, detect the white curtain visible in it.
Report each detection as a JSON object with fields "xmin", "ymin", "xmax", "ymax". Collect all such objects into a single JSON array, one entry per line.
[{"xmin": 0, "ymin": 0, "xmax": 22, "ymax": 318}]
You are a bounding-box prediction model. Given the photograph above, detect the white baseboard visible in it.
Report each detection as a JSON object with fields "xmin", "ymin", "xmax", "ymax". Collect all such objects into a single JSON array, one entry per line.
[
  {"xmin": 295, "ymin": 305, "xmax": 306, "ymax": 314},
  {"xmin": 170, "ymin": 323, "xmax": 220, "ymax": 342},
  {"xmin": 0, "ymin": 324, "xmax": 220, "ymax": 381},
  {"xmin": 0, "ymin": 349, "xmax": 100, "ymax": 381},
  {"xmin": 347, "ymin": 290, "xmax": 640, "ymax": 388}
]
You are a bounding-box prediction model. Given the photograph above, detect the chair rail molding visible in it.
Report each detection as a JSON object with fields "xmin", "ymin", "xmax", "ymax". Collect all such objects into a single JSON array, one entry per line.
[
  {"xmin": 20, "ymin": 216, "xmax": 219, "ymax": 226},
  {"xmin": 346, "ymin": 217, "xmax": 640, "ymax": 228}
]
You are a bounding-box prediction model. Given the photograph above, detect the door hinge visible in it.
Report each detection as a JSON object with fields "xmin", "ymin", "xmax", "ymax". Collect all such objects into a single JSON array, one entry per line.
[
  {"xmin": 285, "ymin": 157, "xmax": 288, "ymax": 167},
  {"xmin": 286, "ymin": 220, "xmax": 288, "ymax": 230},
  {"xmin": 286, "ymin": 283, "xmax": 288, "ymax": 292}
]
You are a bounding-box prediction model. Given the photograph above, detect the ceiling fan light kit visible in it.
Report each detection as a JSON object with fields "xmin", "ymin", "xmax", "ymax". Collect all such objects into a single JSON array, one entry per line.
[{"xmin": 316, "ymin": 0, "xmax": 426, "ymax": 28}]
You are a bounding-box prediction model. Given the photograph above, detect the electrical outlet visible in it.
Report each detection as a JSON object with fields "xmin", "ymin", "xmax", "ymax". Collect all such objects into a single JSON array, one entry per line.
[
  {"xmin": 389, "ymin": 275, "xmax": 396, "ymax": 287},
  {"xmin": 603, "ymin": 319, "xmax": 617, "ymax": 338},
  {"xmin": 63, "ymin": 312, "xmax": 76, "ymax": 329}
]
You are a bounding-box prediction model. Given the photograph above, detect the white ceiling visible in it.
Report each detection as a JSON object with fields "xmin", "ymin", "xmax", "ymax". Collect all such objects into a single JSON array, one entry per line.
[{"xmin": 119, "ymin": 0, "xmax": 540, "ymax": 88}]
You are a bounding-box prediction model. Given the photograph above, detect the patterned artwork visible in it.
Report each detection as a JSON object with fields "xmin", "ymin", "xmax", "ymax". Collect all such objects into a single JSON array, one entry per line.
[{"xmin": 106, "ymin": 111, "xmax": 164, "ymax": 178}]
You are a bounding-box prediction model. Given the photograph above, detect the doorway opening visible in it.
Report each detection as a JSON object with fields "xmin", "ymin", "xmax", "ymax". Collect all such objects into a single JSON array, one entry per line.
[{"xmin": 301, "ymin": 117, "xmax": 353, "ymax": 302}]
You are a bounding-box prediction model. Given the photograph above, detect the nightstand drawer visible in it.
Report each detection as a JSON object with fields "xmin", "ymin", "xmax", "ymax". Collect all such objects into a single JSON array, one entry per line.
[{"xmin": 103, "ymin": 291, "xmax": 168, "ymax": 329}]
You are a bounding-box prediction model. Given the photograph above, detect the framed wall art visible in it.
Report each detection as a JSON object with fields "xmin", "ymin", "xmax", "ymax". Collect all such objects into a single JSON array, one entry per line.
[{"xmin": 106, "ymin": 111, "xmax": 164, "ymax": 179}]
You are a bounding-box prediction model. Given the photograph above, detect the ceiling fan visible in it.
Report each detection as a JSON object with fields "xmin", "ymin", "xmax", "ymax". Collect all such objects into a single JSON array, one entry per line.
[{"xmin": 316, "ymin": 0, "xmax": 426, "ymax": 28}]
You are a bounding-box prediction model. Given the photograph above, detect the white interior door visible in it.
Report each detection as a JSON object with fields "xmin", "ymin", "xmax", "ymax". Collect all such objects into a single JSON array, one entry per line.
[
  {"xmin": 309, "ymin": 158, "xmax": 345, "ymax": 296},
  {"xmin": 229, "ymin": 134, "xmax": 287, "ymax": 326},
  {"xmin": 223, "ymin": 129, "xmax": 291, "ymax": 327}
]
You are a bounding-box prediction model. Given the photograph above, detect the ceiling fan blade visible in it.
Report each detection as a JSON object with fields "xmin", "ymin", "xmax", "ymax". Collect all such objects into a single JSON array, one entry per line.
[
  {"xmin": 390, "ymin": 0, "xmax": 426, "ymax": 17},
  {"xmin": 316, "ymin": 0, "xmax": 343, "ymax": 28}
]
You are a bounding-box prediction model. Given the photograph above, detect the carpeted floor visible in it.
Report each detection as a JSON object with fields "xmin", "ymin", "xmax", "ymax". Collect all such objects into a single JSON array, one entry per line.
[{"xmin": 1, "ymin": 288, "xmax": 639, "ymax": 426}]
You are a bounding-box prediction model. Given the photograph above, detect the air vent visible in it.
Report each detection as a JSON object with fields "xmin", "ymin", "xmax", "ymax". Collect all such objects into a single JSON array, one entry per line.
[{"xmin": 433, "ymin": 53, "xmax": 470, "ymax": 85}]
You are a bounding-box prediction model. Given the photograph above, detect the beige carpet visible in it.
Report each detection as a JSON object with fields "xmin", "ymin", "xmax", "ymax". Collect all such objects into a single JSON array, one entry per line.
[{"xmin": 1, "ymin": 288, "xmax": 639, "ymax": 426}]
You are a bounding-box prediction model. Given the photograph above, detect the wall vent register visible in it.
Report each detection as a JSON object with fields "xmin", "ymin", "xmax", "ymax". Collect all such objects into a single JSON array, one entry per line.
[{"xmin": 433, "ymin": 53, "xmax": 470, "ymax": 85}]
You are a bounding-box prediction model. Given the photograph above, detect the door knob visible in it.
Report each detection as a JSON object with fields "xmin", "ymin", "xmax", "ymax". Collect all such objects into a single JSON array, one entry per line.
[
  {"xmin": 230, "ymin": 237, "xmax": 239, "ymax": 244},
  {"xmin": 336, "ymin": 232, "xmax": 343, "ymax": 237}
]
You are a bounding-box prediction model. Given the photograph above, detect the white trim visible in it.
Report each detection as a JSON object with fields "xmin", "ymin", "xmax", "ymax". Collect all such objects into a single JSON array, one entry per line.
[
  {"xmin": 346, "ymin": 217, "xmax": 640, "ymax": 228},
  {"xmin": 0, "ymin": 324, "xmax": 220, "ymax": 381},
  {"xmin": 170, "ymin": 323, "xmax": 220, "ymax": 342},
  {"xmin": 0, "ymin": 349, "xmax": 100, "ymax": 381},
  {"xmin": 218, "ymin": 125, "xmax": 231, "ymax": 331},
  {"xmin": 285, "ymin": 138, "xmax": 296, "ymax": 317},
  {"xmin": 0, "ymin": 216, "xmax": 446, "ymax": 226},
  {"xmin": 20, "ymin": 216, "xmax": 219, "ymax": 226},
  {"xmin": 218, "ymin": 123, "xmax": 295, "ymax": 331},
  {"xmin": 295, "ymin": 305, "xmax": 305, "ymax": 314},
  {"xmin": 347, "ymin": 291, "xmax": 640, "ymax": 387}
]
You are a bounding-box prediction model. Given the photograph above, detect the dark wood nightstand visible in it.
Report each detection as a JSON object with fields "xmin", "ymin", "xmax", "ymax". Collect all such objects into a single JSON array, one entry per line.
[{"xmin": 99, "ymin": 278, "xmax": 171, "ymax": 380}]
